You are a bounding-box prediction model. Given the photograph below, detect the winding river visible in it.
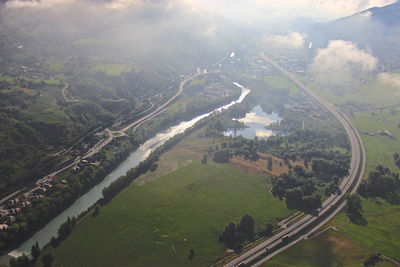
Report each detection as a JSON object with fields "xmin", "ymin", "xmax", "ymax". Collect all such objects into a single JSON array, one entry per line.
[{"xmin": 5, "ymin": 83, "xmax": 250, "ymax": 260}]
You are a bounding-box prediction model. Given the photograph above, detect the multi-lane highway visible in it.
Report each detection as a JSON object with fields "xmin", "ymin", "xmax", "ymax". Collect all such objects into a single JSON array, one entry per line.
[
  {"xmin": 223, "ymin": 53, "xmax": 366, "ymax": 267},
  {"xmin": 120, "ymin": 68, "xmax": 204, "ymax": 133},
  {"xmin": 0, "ymin": 69, "xmax": 203, "ymax": 211}
]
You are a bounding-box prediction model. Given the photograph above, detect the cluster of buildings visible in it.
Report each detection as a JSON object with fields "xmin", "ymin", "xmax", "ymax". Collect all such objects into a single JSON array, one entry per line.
[
  {"xmin": 365, "ymin": 130, "xmax": 395, "ymax": 139},
  {"xmin": 201, "ymin": 82, "xmax": 234, "ymax": 99},
  {"xmin": 0, "ymin": 178, "xmax": 59, "ymax": 229},
  {"xmin": 0, "ymin": 57, "xmax": 48, "ymax": 80},
  {"xmin": 0, "ymin": 131, "xmax": 105, "ymax": 230},
  {"xmin": 285, "ymin": 98, "xmax": 328, "ymax": 120},
  {"xmin": 273, "ymin": 55, "xmax": 308, "ymax": 75}
]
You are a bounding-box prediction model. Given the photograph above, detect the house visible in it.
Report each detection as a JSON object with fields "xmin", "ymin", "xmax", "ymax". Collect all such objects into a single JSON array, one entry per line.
[
  {"xmin": 40, "ymin": 183, "xmax": 53, "ymax": 189},
  {"xmin": 8, "ymin": 216, "xmax": 16, "ymax": 224},
  {"xmin": 29, "ymin": 195, "xmax": 45, "ymax": 202},
  {"xmin": 8, "ymin": 198, "xmax": 20, "ymax": 207},
  {"xmin": 32, "ymin": 188, "xmax": 47, "ymax": 195}
]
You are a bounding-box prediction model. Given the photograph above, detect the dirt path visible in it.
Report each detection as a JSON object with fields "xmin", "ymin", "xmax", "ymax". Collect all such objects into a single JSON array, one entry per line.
[{"xmin": 61, "ymin": 82, "xmax": 78, "ymax": 103}]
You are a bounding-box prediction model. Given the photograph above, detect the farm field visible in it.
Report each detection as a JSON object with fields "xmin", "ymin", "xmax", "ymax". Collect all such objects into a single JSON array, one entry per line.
[
  {"xmin": 326, "ymin": 197, "xmax": 400, "ymax": 262},
  {"xmin": 265, "ymin": 74, "xmax": 400, "ymax": 266},
  {"xmin": 52, "ymin": 161, "xmax": 291, "ymax": 267},
  {"xmin": 351, "ymin": 108, "xmax": 400, "ymax": 174},
  {"xmin": 263, "ymin": 228, "xmax": 396, "ymax": 267}
]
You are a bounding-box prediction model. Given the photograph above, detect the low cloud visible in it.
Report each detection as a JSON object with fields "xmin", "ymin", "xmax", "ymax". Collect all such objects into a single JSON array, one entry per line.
[
  {"xmin": 5, "ymin": 0, "xmax": 397, "ymax": 20},
  {"xmin": 250, "ymin": 0, "xmax": 396, "ymax": 18},
  {"xmin": 312, "ymin": 40, "xmax": 378, "ymax": 74},
  {"xmin": 262, "ymin": 32, "xmax": 307, "ymax": 49},
  {"xmin": 5, "ymin": 0, "xmax": 75, "ymax": 8},
  {"xmin": 378, "ymin": 72, "xmax": 400, "ymax": 87}
]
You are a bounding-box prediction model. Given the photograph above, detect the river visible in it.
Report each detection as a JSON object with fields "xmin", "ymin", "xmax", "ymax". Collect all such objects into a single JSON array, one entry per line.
[{"xmin": 4, "ymin": 82, "xmax": 250, "ymax": 261}]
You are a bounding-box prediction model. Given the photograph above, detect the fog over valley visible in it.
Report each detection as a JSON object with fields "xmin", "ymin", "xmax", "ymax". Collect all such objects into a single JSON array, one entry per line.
[{"xmin": 0, "ymin": 1, "xmax": 400, "ymax": 266}]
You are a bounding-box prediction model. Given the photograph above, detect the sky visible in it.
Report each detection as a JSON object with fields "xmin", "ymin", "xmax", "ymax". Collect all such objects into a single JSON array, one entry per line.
[
  {"xmin": 3, "ymin": 0, "xmax": 397, "ymax": 21},
  {"xmin": 2, "ymin": 0, "xmax": 397, "ymax": 78}
]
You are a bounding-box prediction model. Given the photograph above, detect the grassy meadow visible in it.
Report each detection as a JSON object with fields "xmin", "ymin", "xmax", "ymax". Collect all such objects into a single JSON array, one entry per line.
[
  {"xmin": 264, "ymin": 229, "xmax": 396, "ymax": 267},
  {"xmin": 52, "ymin": 161, "xmax": 291, "ymax": 267},
  {"xmin": 268, "ymin": 71, "xmax": 400, "ymax": 265},
  {"xmin": 327, "ymin": 198, "xmax": 400, "ymax": 262}
]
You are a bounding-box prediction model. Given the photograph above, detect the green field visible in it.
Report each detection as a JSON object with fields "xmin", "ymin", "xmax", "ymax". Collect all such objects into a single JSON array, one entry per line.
[
  {"xmin": 352, "ymin": 108, "xmax": 400, "ymax": 174},
  {"xmin": 264, "ymin": 229, "xmax": 396, "ymax": 267},
  {"xmin": 52, "ymin": 161, "xmax": 292, "ymax": 267},
  {"xmin": 91, "ymin": 63, "xmax": 133, "ymax": 76},
  {"xmin": 263, "ymin": 76, "xmax": 298, "ymax": 95},
  {"xmin": 327, "ymin": 197, "xmax": 400, "ymax": 262},
  {"xmin": 271, "ymin": 72, "xmax": 400, "ymax": 265}
]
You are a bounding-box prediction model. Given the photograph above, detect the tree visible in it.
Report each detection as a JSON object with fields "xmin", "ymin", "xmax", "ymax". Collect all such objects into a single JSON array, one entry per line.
[
  {"xmin": 364, "ymin": 253, "xmax": 382, "ymax": 266},
  {"xmin": 150, "ymin": 163, "xmax": 158, "ymax": 172},
  {"xmin": 9, "ymin": 254, "xmax": 29, "ymax": 267},
  {"xmin": 31, "ymin": 241, "xmax": 40, "ymax": 260},
  {"xmin": 92, "ymin": 204, "xmax": 100, "ymax": 217},
  {"xmin": 394, "ymin": 153, "xmax": 400, "ymax": 169},
  {"xmin": 201, "ymin": 154, "xmax": 207, "ymax": 164},
  {"xmin": 286, "ymin": 188, "xmax": 303, "ymax": 209},
  {"xmin": 265, "ymin": 223, "xmax": 273, "ymax": 237},
  {"xmin": 347, "ymin": 194, "xmax": 362, "ymax": 214},
  {"xmin": 362, "ymin": 165, "xmax": 400, "ymax": 198},
  {"xmin": 294, "ymin": 166, "xmax": 306, "ymax": 177},
  {"xmin": 50, "ymin": 237, "xmax": 58, "ymax": 248},
  {"xmin": 267, "ymin": 156, "xmax": 273, "ymax": 171},
  {"xmin": 304, "ymin": 158, "xmax": 309, "ymax": 169},
  {"xmin": 302, "ymin": 194, "xmax": 322, "ymax": 212},
  {"xmin": 42, "ymin": 251, "xmax": 54, "ymax": 267},
  {"xmin": 213, "ymin": 150, "xmax": 230, "ymax": 163},
  {"xmin": 58, "ymin": 216, "xmax": 77, "ymax": 240},
  {"xmin": 219, "ymin": 222, "xmax": 239, "ymax": 248},
  {"xmin": 237, "ymin": 214, "xmax": 255, "ymax": 241},
  {"xmin": 346, "ymin": 194, "xmax": 366, "ymax": 225},
  {"xmin": 188, "ymin": 249, "xmax": 195, "ymax": 260}
]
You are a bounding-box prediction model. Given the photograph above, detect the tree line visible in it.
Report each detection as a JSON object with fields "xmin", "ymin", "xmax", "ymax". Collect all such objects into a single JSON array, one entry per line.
[
  {"xmin": 0, "ymin": 138, "xmax": 134, "ymax": 251},
  {"xmin": 218, "ymin": 214, "xmax": 276, "ymax": 252},
  {"xmin": 210, "ymin": 127, "xmax": 350, "ymax": 213},
  {"xmin": 102, "ymin": 112, "xmax": 217, "ymax": 202},
  {"xmin": 358, "ymin": 164, "xmax": 400, "ymax": 203}
]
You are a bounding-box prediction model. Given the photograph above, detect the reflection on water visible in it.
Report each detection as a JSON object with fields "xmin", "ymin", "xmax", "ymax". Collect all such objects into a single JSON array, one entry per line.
[{"xmin": 224, "ymin": 106, "xmax": 281, "ymax": 139}]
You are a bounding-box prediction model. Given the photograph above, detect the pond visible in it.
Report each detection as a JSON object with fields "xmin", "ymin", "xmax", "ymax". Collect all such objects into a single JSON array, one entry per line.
[{"xmin": 224, "ymin": 105, "xmax": 281, "ymax": 139}]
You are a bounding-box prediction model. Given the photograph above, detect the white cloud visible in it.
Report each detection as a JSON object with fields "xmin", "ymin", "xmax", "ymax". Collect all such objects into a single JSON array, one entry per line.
[
  {"xmin": 359, "ymin": 10, "xmax": 372, "ymax": 17},
  {"xmin": 5, "ymin": 0, "xmax": 74, "ymax": 9},
  {"xmin": 262, "ymin": 32, "xmax": 307, "ymax": 49},
  {"xmin": 378, "ymin": 72, "xmax": 400, "ymax": 87},
  {"xmin": 250, "ymin": 0, "xmax": 396, "ymax": 18},
  {"xmin": 5, "ymin": 0, "xmax": 396, "ymax": 20},
  {"xmin": 312, "ymin": 40, "xmax": 378, "ymax": 73}
]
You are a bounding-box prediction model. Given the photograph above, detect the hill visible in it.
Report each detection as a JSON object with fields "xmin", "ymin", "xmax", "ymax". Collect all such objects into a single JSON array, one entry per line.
[{"xmin": 307, "ymin": 2, "xmax": 400, "ymax": 69}]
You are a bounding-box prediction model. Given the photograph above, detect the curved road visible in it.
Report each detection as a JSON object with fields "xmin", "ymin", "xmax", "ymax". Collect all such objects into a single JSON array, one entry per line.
[
  {"xmin": 121, "ymin": 69, "xmax": 203, "ymax": 133},
  {"xmin": 0, "ymin": 70, "xmax": 204, "ymax": 213},
  {"xmin": 61, "ymin": 82, "xmax": 78, "ymax": 103},
  {"xmin": 223, "ymin": 53, "xmax": 366, "ymax": 267}
]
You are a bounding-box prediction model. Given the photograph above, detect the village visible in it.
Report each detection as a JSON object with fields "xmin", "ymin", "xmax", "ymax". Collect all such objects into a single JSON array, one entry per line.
[{"xmin": 0, "ymin": 130, "xmax": 109, "ymax": 231}]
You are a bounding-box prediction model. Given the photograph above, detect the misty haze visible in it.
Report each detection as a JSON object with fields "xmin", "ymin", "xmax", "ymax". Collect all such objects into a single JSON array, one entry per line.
[{"xmin": 0, "ymin": 0, "xmax": 399, "ymax": 266}]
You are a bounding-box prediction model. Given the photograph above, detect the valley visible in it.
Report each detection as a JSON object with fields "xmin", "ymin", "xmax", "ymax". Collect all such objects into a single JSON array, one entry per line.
[{"xmin": 1, "ymin": 1, "xmax": 400, "ymax": 267}]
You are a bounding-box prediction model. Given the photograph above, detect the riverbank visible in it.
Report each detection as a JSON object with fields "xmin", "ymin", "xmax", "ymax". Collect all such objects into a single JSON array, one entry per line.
[
  {"xmin": 51, "ymin": 130, "xmax": 291, "ymax": 267},
  {"xmin": 1, "ymin": 83, "xmax": 250, "ymax": 263}
]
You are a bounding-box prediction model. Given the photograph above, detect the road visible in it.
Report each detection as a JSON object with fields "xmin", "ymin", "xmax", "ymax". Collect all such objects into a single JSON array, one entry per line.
[
  {"xmin": 223, "ymin": 53, "xmax": 366, "ymax": 267},
  {"xmin": 0, "ymin": 69, "xmax": 204, "ymax": 211},
  {"xmin": 61, "ymin": 82, "xmax": 78, "ymax": 103},
  {"xmin": 120, "ymin": 69, "xmax": 203, "ymax": 133},
  {"xmin": 36, "ymin": 70, "xmax": 203, "ymax": 190}
]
